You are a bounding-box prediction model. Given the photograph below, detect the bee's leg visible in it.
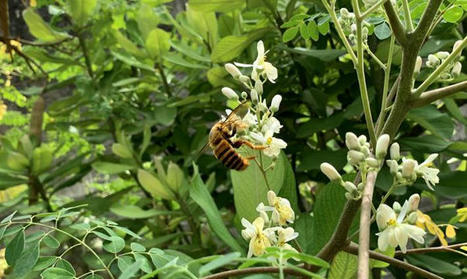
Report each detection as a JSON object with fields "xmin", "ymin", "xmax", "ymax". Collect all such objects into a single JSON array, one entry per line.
[{"xmin": 232, "ymin": 139, "xmax": 267, "ymax": 150}]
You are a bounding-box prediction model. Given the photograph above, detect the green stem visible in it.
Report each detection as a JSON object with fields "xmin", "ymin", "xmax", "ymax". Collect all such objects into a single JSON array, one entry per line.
[
  {"xmin": 376, "ymin": 35, "xmax": 395, "ymax": 135},
  {"xmin": 364, "ymin": 45, "xmax": 387, "ymax": 70},
  {"xmin": 380, "ymin": 183, "xmax": 396, "ymax": 205},
  {"xmin": 361, "ymin": 0, "xmax": 389, "ymax": 18},
  {"xmin": 401, "ymin": 0, "xmax": 414, "ymax": 31}
]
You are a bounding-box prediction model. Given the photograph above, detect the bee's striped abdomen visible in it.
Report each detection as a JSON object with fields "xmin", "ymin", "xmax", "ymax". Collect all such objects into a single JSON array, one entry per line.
[{"xmin": 213, "ymin": 138, "xmax": 248, "ymax": 171}]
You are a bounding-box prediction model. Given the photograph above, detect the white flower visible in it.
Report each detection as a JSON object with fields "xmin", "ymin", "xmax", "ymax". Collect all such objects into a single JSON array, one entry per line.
[
  {"xmin": 415, "ymin": 154, "xmax": 439, "ymax": 190},
  {"xmin": 376, "ymin": 203, "xmax": 426, "ymax": 253},
  {"xmin": 270, "ymin": 95, "xmax": 282, "ymax": 112},
  {"xmin": 235, "ymin": 41, "xmax": 278, "ymax": 83},
  {"xmin": 256, "ymin": 202, "xmax": 270, "ymax": 223},
  {"xmin": 241, "ymin": 217, "xmax": 276, "ymax": 257},
  {"xmin": 262, "ymin": 117, "xmax": 282, "ymax": 134},
  {"xmin": 427, "ymin": 54, "xmax": 440, "ymax": 68},
  {"xmin": 267, "ymin": 191, "xmax": 295, "ymax": 225},
  {"xmin": 320, "ymin": 162, "xmax": 342, "ymax": 182},
  {"xmin": 250, "ymin": 89, "xmax": 259, "ymax": 103},
  {"xmin": 243, "ymin": 111, "xmax": 257, "ymax": 126},
  {"xmin": 277, "ymin": 227, "xmax": 299, "ymax": 252},
  {"xmin": 436, "ymin": 51, "xmax": 449, "ymax": 59},
  {"xmin": 221, "ymin": 87, "xmax": 239, "ymax": 100},
  {"xmin": 250, "ymin": 120, "xmax": 287, "ymax": 158},
  {"xmin": 401, "ymin": 159, "xmax": 417, "ymax": 180}
]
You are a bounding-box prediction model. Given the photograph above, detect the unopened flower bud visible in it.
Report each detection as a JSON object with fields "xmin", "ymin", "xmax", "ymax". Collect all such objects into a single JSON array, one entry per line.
[
  {"xmin": 361, "ymin": 146, "xmax": 371, "ymax": 157},
  {"xmin": 358, "ymin": 135, "xmax": 367, "ymax": 145},
  {"xmin": 357, "ymin": 182, "xmax": 364, "ymax": 191},
  {"xmin": 393, "ymin": 201, "xmax": 401, "ymax": 213},
  {"xmin": 351, "ymin": 24, "xmax": 357, "ymax": 33},
  {"xmin": 222, "ymin": 87, "xmax": 239, "ymax": 100},
  {"xmin": 390, "ymin": 143, "xmax": 400, "ymax": 160},
  {"xmin": 343, "ymin": 181, "xmax": 357, "ymax": 193},
  {"xmin": 239, "ymin": 75, "xmax": 250, "ymax": 84},
  {"xmin": 255, "ymin": 80, "xmax": 263, "ymax": 94},
  {"xmin": 376, "ymin": 134, "xmax": 390, "ymax": 159},
  {"xmin": 270, "ymin": 95, "xmax": 282, "ymax": 113},
  {"xmin": 402, "ymin": 159, "xmax": 417, "ymax": 179},
  {"xmin": 408, "ymin": 194, "xmax": 420, "ymax": 212},
  {"xmin": 250, "ymin": 89, "xmax": 258, "ymax": 104},
  {"xmin": 440, "ymin": 72, "xmax": 451, "ymax": 80},
  {"xmin": 258, "ymin": 100, "xmax": 268, "ymax": 112},
  {"xmin": 436, "ymin": 51, "xmax": 449, "ymax": 59},
  {"xmin": 340, "ymin": 8, "xmax": 350, "ymax": 18},
  {"xmin": 320, "ymin": 162, "xmax": 342, "ymax": 182},
  {"xmin": 345, "ymin": 192, "xmax": 353, "ymax": 200},
  {"xmin": 451, "ymin": 61, "xmax": 462, "ymax": 77},
  {"xmin": 362, "ymin": 27, "xmax": 368, "ymax": 41},
  {"xmin": 386, "ymin": 160, "xmax": 399, "ymax": 174},
  {"xmin": 225, "ymin": 63, "xmax": 242, "ymax": 78},
  {"xmin": 346, "ymin": 132, "xmax": 360, "ymax": 150},
  {"xmin": 427, "ymin": 54, "xmax": 440, "ymax": 67},
  {"xmin": 241, "ymin": 91, "xmax": 248, "ymax": 99},
  {"xmin": 348, "ymin": 150, "xmax": 365, "ymax": 165},
  {"xmin": 407, "ymin": 211, "xmax": 418, "ymax": 224},
  {"xmin": 414, "ymin": 56, "xmax": 422, "ymax": 74},
  {"xmin": 366, "ymin": 158, "xmax": 379, "ymax": 168}
]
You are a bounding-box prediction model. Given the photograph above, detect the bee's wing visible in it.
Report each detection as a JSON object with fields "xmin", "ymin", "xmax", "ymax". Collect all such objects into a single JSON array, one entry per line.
[{"xmin": 222, "ymin": 101, "xmax": 250, "ymax": 124}]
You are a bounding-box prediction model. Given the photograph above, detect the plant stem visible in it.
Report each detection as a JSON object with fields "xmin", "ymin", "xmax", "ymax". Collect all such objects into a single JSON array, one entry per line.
[
  {"xmin": 357, "ymin": 171, "xmax": 377, "ymax": 279},
  {"xmin": 156, "ymin": 62, "xmax": 172, "ymax": 96},
  {"xmin": 380, "ymin": 183, "xmax": 396, "ymax": 205},
  {"xmin": 364, "ymin": 45, "xmax": 387, "ymax": 70},
  {"xmin": 376, "ymin": 35, "xmax": 395, "ymax": 136},
  {"xmin": 202, "ymin": 266, "xmax": 304, "ymax": 279},
  {"xmin": 401, "ymin": 0, "xmax": 414, "ymax": 31},
  {"xmin": 394, "ymin": 242, "xmax": 467, "ymax": 256},
  {"xmin": 77, "ymin": 32, "xmax": 94, "ymax": 79},
  {"xmin": 361, "ymin": 0, "xmax": 389, "ymax": 19},
  {"xmin": 412, "ymin": 80, "xmax": 467, "ymax": 107}
]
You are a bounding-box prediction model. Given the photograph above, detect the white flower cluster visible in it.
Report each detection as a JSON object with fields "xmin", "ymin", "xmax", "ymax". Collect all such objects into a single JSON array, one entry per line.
[
  {"xmin": 222, "ymin": 41, "xmax": 286, "ymax": 159},
  {"xmin": 339, "ymin": 8, "xmax": 369, "ymax": 45},
  {"xmin": 425, "ymin": 40, "xmax": 463, "ymax": 80},
  {"xmin": 386, "ymin": 143, "xmax": 440, "ymax": 190},
  {"xmin": 320, "ymin": 133, "xmax": 390, "ymax": 200},
  {"xmin": 376, "ymin": 194, "xmax": 426, "ymax": 253},
  {"xmin": 241, "ymin": 191, "xmax": 298, "ymax": 258}
]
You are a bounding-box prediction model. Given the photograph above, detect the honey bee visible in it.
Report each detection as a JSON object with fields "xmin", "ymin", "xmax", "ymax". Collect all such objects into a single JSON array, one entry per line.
[{"xmin": 207, "ymin": 103, "xmax": 266, "ymax": 171}]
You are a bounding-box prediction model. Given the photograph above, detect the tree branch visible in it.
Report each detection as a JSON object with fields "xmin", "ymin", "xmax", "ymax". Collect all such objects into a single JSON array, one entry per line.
[
  {"xmin": 383, "ymin": 1, "xmax": 407, "ymax": 46},
  {"xmin": 358, "ymin": 171, "xmax": 377, "ymax": 279},
  {"xmin": 395, "ymin": 242, "xmax": 467, "ymax": 256},
  {"xmin": 411, "ymin": 80, "xmax": 467, "ymax": 107},
  {"xmin": 202, "ymin": 266, "xmax": 304, "ymax": 279},
  {"xmin": 344, "ymin": 243, "xmax": 443, "ymax": 279},
  {"xmin": 412, "ymin": 0, "xmax": 443, "ymax": 42}
]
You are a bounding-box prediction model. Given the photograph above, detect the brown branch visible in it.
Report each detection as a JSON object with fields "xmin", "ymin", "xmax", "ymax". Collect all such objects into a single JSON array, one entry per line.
[
  {"xmin": 411, "ymin": 80, "xmax": 467, "ymax": 107},
  {"xmin": 395, "ymin": 242, "xmax": 467, "ymax": 256},
  {"xmin": 358, "ymin": 171, "xmax": 377, "ymax": 279},
  {"xmin": 202, "ymin": 266, "xmax": 304, "ymax": 279},
  {"xmin": 344, "ymin": 243, "xmax": 443, "ymax": 279},
  {"xmin": 383, "ymin": 1, "xmax": 407, "ymax": 46},
  {"xmin": 412, "ymin": 0, "xmax": 443, "ymax": 42}
]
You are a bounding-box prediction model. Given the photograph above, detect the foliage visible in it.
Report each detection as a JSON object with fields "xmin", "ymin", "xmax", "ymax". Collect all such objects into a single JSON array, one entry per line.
[{"xmin": 0, "ymin": 0, "xmax": 466, "ymax": 278}]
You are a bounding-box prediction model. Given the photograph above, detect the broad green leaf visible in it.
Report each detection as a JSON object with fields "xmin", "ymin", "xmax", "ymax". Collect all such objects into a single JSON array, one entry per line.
[
  {"xmin": 32, "ymin": 145, "xmax": 53, "ymax": 174},
  {"xmin": 22, "ymin": 8, "xmax": 70, "ymax": 42},
  {"xmin": 407, "ymin": 254, "xmax": 461, "ymax": 276},
  {"xmin": 297, "ymin": 149, "xmax": 347, "ymax": 172},
  {"xmin": 279, "ymin": 46, "xmax": 346, "ymax": 62},
  {"xmin": 7, "ymin": 151, "xmax": 29, "ymax": 171},
  {"xmin": 211, "ymin": 29, "xmax": 269, "ymax": 62},
  {"xmin": 42, "ymin": 235, "xmax": 60, "ymax": 249},
  {"xmin": 374, "ymin": 22, "xmax": 391, "ymax": 40},
  {"xmin": 119, "ymin": 259, "xmax": 144, "ymax": 279},
  {"xmin": 13, "ymin": 241, "xmax": 40, "ymax": 277},
  {"xmin": 103, "ymin": 236, "xmax": 125, "ymax": 253},
  {"xmin": 134, "ymin": 253, "xmax": 152, "ymax": 273},
  {"xmin": 166, "ymin": 162, "xmax": 185, "ymax": 192},
  {"xmin": 407, "ymin": 106, "xmax": 454, "ymax": 139},
  {"xmin": 153, "ymin": 106, "xmax": 177, "ymax": 126},
  {"xmin": 370, "ymin": 247, "xmax": 394, "ymax": 268},
  {"xmin": 299, "ymin": 23, "xmax": 310, "ymax": 40},
  {"xmin": 92, "ymin": 162, "xmax": 134, "ymax": 174},
  {"xmin": 231, "ymin": 152, "xmax": 286, "ymax": 221},
  {"xmin": 111, "ymin": 51, "xmax": 156, "ymax": 72},
  {"xmin": 443, "ymin": 6, "xmax": 464, "ymax": 23},
  {"xmin": 110, "ymin": 204, "xmax": 176, "ymax": 219},
  {"xmin": 415, "ymin": 171, "xmax": 467, "ymax": 199},
  {"xmin": 199, "ymin": 252, "xmax": 241, "ymax": 276},
  {"xmin": 41, "ymin": 267, "xmax": 74, "ymax": 279},
  {"xmin": 170, "ymin": 41, "xmax": 211, "ymax": 63},
  {"xmin": 189, "ymin": 0, "xmax": 244, "ymax": 12},
  {"xmin": 33, "ymin": 256, "xmax": 56, "ymax": 271},
  {"xmin": 317, "ymin": 15, "xmax": 330, "ymax": 35},
  {"xmin": 399, "ymin": 135, "xmax": 450, "ymax": 153},
  {"xmin": 328, "ymin": 252, "xmax": 357, "ymax": 279},
  {"xmin": 6, "ymin": 229, "xmax": 25, "ymax": 265},
  {"xmin": 118, "ymin": 255, "xmax": 134, "ymax": 272},
  {"xmin": 137, "ymin": 169, "xmax": 174, "ymax": 200},
  {"xmin": 190, "ymin": 164, "xmax": 243, "ymax": 253},
  {"xmin": 112, "ymin": 143, "xmax": 133, "ymax": 159},
  {"xmin": 137, "ymin": 4, "xmax": 160, "ymax": 40},
  {"xmin": 114, "ymin": 30, "xmax": 146, "ymax": 58},
  {"xmin": 145, "ymin": 28, "xmax": 171, "ymax": 59},
  {"xmin": 206, "ymin": 67, "xmax": 236, "ymax": 87},
  {"xmin": 282, "ymin": 26, "xmax": 299, "ymax": 42},
  {"xmin": 186, "ymin": 6, "xmax": 218, "ymax": 47},
  {"xmin": 443, "ymin": 98, "xmax": 467, "ymax": 125},
  {"xmin": 0, "ymin": 173, "xmax": 28, "ymax": 190},
  {"xmin": 55, "ymin": 258, "xmax": 75, "ymax": 275},
  {"xmin": 131, "ymin": 242, "xmax": 146, "ymax": 252},
  {"xmin": 68, "ymin": 0, "xmax": 97, "ymax": 26},
  {"xmin": 164, "ymin": 54, "xmax": 210, "ymax": 69},
  {"xmin": 307, "ymin": 20, "xmax": 319, "ymax": 41}
]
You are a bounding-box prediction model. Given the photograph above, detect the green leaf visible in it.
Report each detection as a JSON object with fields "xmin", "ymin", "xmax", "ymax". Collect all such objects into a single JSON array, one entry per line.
[
  {"xmin": 328, "ymin": 252, "xmax": 357, "ymax": 279},
  {"xmin": 111, "ymin": 51, "xmax": 156, "ymax": 72},
  {"xmin": 211, "ymin": 29, "xmax": 269, "ymax": 63},
  {"xmin": 119, "ymin": 259, "xmax": 144, "ymax": 279},
  {"xmin": 131, "ymin": 242, "xmax": 146, "ymax": 252},
  {"xmin": 13, "ymin": 241, "xmax": 40, "ymax": 277},
  {"xmin": 6, "ymin": 229, "xmax": 25, "ymax": 265},
  {"xmin": 118, "ymin": 255, "xmax": 134, "ymax": 272},
  {"xmin": 279, "ymin": 46, "xmax": 346, "ymax": 62},
  {"xmin": 297, "ymin": 149, "xmax": 347, "ymax": 172},
  {"xmin": 443, "ymin": 6, "xmax": 464, "ymax": 23},
  {"xmin": 407, "ymin": 254, "xmax": 461, "ymax": 276},
  {"xmin": 443, "ymin": 98, "xmax": 467, "ymax": 125},
  {"xmin": 154, "ymin": 106, "xmax": 177, "ymax": 126},
  {"xmin": 32, "ymin": 145, "xmax": 53, "ymax": 175},
  {"xmin": 134, "ymin": 253, "xmax": 152, "ymax": 273},
  {"xmin": 112, "ymin": 143, "xmax": 133, "ymax": 159},
  {"xmin": 0, "ymin": 173, "xmax": 28, "ymax": 190},
  {"xmin": 22, "ymin": 8, "xmax": 70, "ymax": 42},
  {"xmin": 167, "ymin": 162, "xmax": 185, "ymax": 192},
  {"xmin": 170, "ymin": 41, "xmax": 211, "ymax": 63},
  {"xmin": 103, "ymin": 236, "xmax": 125, "ymax": 253},
  {"xmin": 137, "ymin": 169, "xmax": 174, "ymax": 200},
  {"xmin": 42, "ymin": 235, "xmax": 60, "ymax": 249},
  {"xmin": 68, "ymin": 0, "xmax": 97, "ymax": 26},
  {"xmin": 145, "ymin": 28, "xmax": 171, "ymax": 59},
  {"xmin": 415, "ymin": 171, "xmax": 467, "ymax": 199},
  {"xmin": 407, "ymin": 106, "xmax": 454, "ymax": 139},
  {"xmin": 189, "ymin": 0, "xmax": 244, "ymax": 12},
  {"xmin": 199, "ymin": 252, "xmax": 241, "ymax": 276},
  {"xmin": 374, "ymin": 22, "xmax": 391, "ymax": 40},
  {"xmin": 41, "ymin": 267, "xmax": 74, "ymax": 279},
  {"xmin": 370, "ymin": 247, "xmax": 394, "ymax": 268},
  {"xmin": 282, "ymin": 26, "xmax": 299, "ymax": 42},
  {"xmin": 110, "ymin": 204, "xmax": 175, "ymax": 219},
  {"xmin": 33, "ymin": 256, "xmax": 56, "ymax": 271},
  {"xmin": 231, "ymin": 152, "xmax": 286, "ymax": 221},
  {"xmin": 190, "ymin": 164, "xmax": 243, "ymax": 253},
  {"xmin": 399, "ymin": 135, "xmax": 450, "ymax": 153},
  {"xmin": 55, "ymin": 258, "xmax": 75, "ymax": 275},
  {"xmin": 164, "ymin": 54, "xmax": 210, "ymax": 69},
  {"xmin": 114, "ymin": 30, "xmax": 146, "ymax": 58},
  {"xmin": 137, "ymin": 4, "xmax": 160, "ymax": 40},
  {"xmin": 299, "ymin": 23, "xmax": 310, "ymax": 40},
  {"xmin": 92, "ymin": 162, "xmax": 134, "ymax": 174},
  {"xmin": 307, "ymin": 20, "xmax": 319, "ymax": 41},
  {"xmin": 317, "ymin": 15, "xmax": 330, "ymax": 35}
]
